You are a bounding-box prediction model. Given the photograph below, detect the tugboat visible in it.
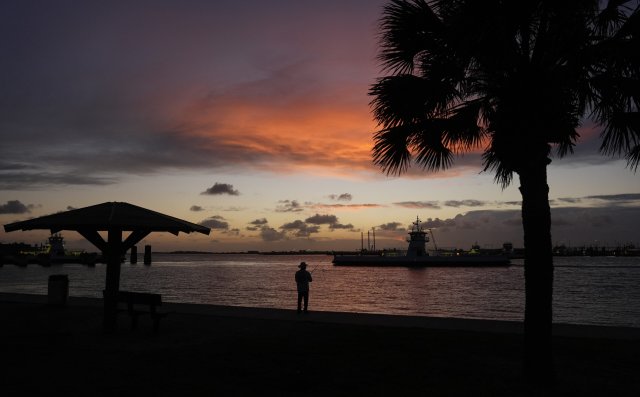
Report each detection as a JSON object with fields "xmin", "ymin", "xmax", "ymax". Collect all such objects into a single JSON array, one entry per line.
[
  {"xmin": 22, "ymin": 233, "xmax": 97, "ymax": 266},
  {"xmin": 333, "ymin": 216, "xmax": 510, "ymax": 267}
]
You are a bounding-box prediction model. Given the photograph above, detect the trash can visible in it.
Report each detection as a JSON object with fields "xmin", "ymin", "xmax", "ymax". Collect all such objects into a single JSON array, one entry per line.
[{"xmin": 48, "ymin": 274, "xmax": 69, "ymax": 306}]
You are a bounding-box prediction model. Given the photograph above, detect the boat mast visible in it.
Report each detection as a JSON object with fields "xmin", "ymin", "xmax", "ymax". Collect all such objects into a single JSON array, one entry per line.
[{"xmin": 372, "ymin": 227, "xmax": 376, "ymax": 251}]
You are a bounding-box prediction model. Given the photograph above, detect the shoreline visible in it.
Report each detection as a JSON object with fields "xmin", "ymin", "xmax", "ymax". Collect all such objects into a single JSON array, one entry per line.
[
  {"xmin": 2, "ymin": 292, "xmax": 639, "ymax": 395},
  {"xmin": 2, "ymin": 292, "xmax": 639, "ymax": 340}
]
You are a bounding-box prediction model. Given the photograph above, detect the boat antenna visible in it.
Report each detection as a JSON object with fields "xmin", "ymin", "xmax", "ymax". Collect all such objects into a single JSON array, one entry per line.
[
  {"xmin": 372, "ymin": 227, "xmax": 376, "ymax": 252},
  {"xmin": 413, "ymin": 216, "xmax": 421, "ymax": 232}
]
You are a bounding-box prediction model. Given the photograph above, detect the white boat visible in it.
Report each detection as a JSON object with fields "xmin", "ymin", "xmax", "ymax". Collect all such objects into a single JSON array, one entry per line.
[{"xmin": 333, "ymin": 217, "xmax": 511, "ymax": 267}]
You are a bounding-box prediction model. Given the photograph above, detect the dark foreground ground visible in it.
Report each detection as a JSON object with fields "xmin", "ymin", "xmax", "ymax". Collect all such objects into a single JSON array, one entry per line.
[{"xmin": 1, "ymin": 293, "xmax": 639, "ymax": 396}]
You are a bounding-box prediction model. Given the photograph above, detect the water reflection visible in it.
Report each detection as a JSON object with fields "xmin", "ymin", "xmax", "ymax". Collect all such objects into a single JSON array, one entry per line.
[{"xmin": 0, "ymin": 254, "xmax": 638, "ymax": 327}]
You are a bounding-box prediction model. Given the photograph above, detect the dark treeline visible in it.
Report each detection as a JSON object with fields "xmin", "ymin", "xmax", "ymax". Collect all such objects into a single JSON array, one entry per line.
[{"xmin": 552, "ymin": 244, "xmax": 640, "ymax": 257}]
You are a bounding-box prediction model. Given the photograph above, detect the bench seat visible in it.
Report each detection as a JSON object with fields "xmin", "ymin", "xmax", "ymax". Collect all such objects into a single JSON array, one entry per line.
[{"xmin": 108, "ymin": 290, "xmax": 169, "ymax": 332}]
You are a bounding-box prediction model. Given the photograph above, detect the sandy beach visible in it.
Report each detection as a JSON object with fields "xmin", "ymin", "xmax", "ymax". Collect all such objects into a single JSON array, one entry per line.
[{"xmin": 1, "ymin": 292, "xmax": 639, "ymax": 396}]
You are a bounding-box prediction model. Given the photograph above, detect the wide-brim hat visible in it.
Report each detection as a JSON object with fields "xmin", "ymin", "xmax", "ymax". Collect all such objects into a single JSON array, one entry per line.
[{"xmin": 299, "ymin": 262, "xmax": 307, "ymax": 268}]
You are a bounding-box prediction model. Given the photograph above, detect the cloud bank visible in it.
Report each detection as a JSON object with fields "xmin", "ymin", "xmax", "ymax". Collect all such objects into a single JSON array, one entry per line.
[
  {"xmin": 0, "ymin": 1, "xmax": 387, "ymax": 190},
  {"xmin": 0, "ymin": 200, "xmax": 35, "ymax": 214}
]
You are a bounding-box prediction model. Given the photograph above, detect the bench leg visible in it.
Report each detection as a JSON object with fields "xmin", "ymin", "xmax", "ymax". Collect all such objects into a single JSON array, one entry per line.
[
  {"xmin": 151, "ymin": 313, "xmax": 168, "ymax": 334},
  {"xmin": 131, "ymin": 313, "xmax": 139, "ymax": 330}
]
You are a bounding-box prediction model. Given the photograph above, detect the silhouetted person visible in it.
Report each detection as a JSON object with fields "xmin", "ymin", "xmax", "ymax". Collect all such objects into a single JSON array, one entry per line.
[{"xmin": 295, "ymin": 262, "xmax": 312, "ymax": 314}]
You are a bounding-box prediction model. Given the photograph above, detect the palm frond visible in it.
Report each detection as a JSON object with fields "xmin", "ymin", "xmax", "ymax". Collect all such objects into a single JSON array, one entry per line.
[
  {"xmin": 600, "ymin": 112, "xmax": 640, "ymax": 156},
  {"xmin": 594, "ymin": 0, "xmax": 630, "ymax": 36},
  {"xmin": 369, "ymin": 74, "xmax": 455, "ymax": 128},
  {"xmin": 414, "ymin": 144, "xmax": 454, "ymax": 171},
  {"xmin": 554, "ymin": 127, "xmax": 579, "ymax": 158},
  {"xmin": 378, "ymin": 0, "xmax": 444, "ymax": 74},
  {"xmin": 482, "ymin": 149, "xmax": 514, "ymax": 189},
  {"xmin": 616, "ymin": 6, "xmax": 640, "ymax": 38},
  {"xmin": 627, "ymin": 143, "xmax": 640, "ymax": 171},
  {"xmin": 441, "ymin": 100, "xmax": 486, "ymax": 153},
  {"xmin": 410, "ymin": 120, "xmax": 454, "ymax": 171},
  {"xmin": 372, "ymin": 125, "xmax": 414, "ymax": 175}
]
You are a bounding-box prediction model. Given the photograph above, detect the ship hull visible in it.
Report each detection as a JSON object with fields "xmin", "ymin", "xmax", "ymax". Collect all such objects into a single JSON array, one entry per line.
[{"xmin": 332, "ymin": 254, "xmax": 511, "ymax": 267}]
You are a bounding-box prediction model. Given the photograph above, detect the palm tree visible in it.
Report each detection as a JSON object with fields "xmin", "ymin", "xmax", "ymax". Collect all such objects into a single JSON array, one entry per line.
[{"xmin": 370, "ymin": 0, "xmax": 639, "ymax": 384}]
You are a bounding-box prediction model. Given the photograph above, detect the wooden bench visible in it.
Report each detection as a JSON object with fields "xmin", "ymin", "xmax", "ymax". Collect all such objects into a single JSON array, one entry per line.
[{"xmin": 114, "ymin": 291, "xmax": 169, "ymax": 333}]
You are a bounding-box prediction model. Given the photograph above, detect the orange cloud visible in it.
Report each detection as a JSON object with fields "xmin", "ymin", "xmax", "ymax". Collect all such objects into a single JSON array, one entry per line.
[
  {"xmin": 186, "ymin": 93, "xmax": 377, "ymax": 176},
  {"xmin": 174, "ymin": 63, "xmax": 495, "ymax": 180}
]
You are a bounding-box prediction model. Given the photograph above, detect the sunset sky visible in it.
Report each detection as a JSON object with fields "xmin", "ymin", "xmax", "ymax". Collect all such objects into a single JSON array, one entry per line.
[{"xmin": 2, "ymin": 0, "xmax": 639, "ymax": 253}]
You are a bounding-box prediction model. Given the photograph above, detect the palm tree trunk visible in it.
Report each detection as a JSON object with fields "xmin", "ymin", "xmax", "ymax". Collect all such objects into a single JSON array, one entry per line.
[{"xmin": 518, "ymin": 155, "xmax": 555, "ymax": 385}]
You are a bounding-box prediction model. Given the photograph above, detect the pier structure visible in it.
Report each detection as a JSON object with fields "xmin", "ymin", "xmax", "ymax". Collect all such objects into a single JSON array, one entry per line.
[{"xmin": 3, "ymin": 201, "xmax": 210, "ymax": 332}]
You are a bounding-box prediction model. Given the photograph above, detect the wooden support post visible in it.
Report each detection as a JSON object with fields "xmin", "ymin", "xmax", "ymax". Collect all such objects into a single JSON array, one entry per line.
[
  {"xmin": 130, "ymin": 245, "xmax": 137, "ymax": 264},
  {"xmin": 144, "ymin": 245, "xmax": 152, "ymax": 265},
  {"xmin": 103, "ymin": 228, "xmax": 123, "ymax": 333}
]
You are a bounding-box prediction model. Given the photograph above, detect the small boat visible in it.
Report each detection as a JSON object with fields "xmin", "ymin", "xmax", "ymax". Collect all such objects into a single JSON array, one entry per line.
[
  {"xmin": 16, "ymin": 233, "xmax": 98, "ymax": 266},
  {"xmin": 333, "ymin": 217, "xmax": 511, "ymax": 267}
]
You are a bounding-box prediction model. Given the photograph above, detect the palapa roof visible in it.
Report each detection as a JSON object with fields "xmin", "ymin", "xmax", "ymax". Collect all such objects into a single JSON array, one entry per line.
[{"xmin": 3, "ymin": 201, "xmax": 211, "ymax": 236}]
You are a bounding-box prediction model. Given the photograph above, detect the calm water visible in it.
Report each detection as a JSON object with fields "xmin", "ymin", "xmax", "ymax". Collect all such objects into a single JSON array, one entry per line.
[{"xmin": 1, "ymin": 254, "xmax": 639, "ymax": 327}]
